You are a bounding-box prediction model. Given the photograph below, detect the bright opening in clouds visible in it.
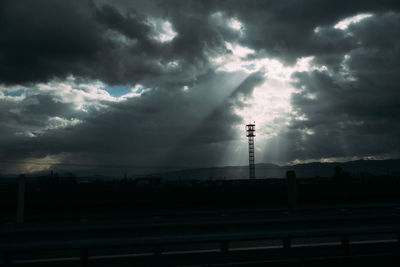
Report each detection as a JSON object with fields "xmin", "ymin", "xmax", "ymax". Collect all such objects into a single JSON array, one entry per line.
[
  {"xmin": 103, "ymin": 85, "xmax": 132, "ymax": 97},
  {"xmin": 228, "ymin": 17, "xmax": 244, "ymax": 34},
  {"xmin": 233, "ymin": 58, "xmax": 316, "ymax": 139},
  {"xmin": 149, "ymin": 19, "xmax": 177, "ymax": 43}
]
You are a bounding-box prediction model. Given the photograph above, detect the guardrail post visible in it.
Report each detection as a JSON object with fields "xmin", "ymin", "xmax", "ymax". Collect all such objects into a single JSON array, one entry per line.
[
  {"xmin": 154, "ymin": 244, "xmax": 162, "ymax": 256},
  {"xmin": 3, "ymin": 252, "xmax": 13, "ymax": 267},
  {"xmin": 17, "ymin": 175, "xmax": 25, "ymax": 223},
  {"xmin": 341, "ymin": 235, "xmax": 350, "ymax": 256},
  {"xmin": 398, "ymin": 233, "xmax": 400, "ymax": 254},
  {"xmin": 220, "ymin": 241, "xmax": 229, "ymax": 253},
  {"xmin": 80, "ymin": 248, "xmax": 89, "ymax": 267},
  {"xmin": 283, "ymin": 238, "xmax": 291, "ymax": 250},
  {"xmin": 286, "ymin": 171, "xmax": 298, "ymax": 211},
  {"xmin": 397, "ymin": 233, "xmax": 400, "ymax": 264},
  {"xmin": 220, "ymin": 241, "xmax": 229, "ymax": 263}
]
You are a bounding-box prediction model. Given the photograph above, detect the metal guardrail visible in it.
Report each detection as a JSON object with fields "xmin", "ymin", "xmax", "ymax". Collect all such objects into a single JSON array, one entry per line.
[{"xmin": 1, "ymin": 215, "xmax": 400, "ymax": 266}]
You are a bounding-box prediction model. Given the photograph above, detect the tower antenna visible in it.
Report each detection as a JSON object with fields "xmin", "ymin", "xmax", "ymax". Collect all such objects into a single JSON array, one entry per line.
[{"xmin": 246, "ymin": 122, "xmax": 256, "ymax": 179}]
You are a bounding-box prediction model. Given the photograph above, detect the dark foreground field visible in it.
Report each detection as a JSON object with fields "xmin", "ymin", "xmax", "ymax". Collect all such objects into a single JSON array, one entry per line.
[
  {"xmin": 1, "ymin": 174, "xmax": 400, "ymax": 220},
  {"xmin": 1, "ymin": 175, "xmax": 400, "ymax": 266}
]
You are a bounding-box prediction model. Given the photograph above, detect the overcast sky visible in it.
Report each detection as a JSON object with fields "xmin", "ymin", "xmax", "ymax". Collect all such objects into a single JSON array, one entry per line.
[{"xmin": 1, "ymin": 0, "xmax": 400, "ymax": 175}]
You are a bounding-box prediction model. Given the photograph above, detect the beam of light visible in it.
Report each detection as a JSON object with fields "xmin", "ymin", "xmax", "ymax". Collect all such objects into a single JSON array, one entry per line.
[
  {"xmin": 157, "ymin": 71, "xmax": 250, "ymax": 168},
  {"xmin": 214, "ymin": 51, "xmax": 319, "ymax": 166}
]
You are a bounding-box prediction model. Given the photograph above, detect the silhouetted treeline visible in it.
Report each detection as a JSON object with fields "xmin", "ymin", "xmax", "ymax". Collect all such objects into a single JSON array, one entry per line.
[{"xmin": 1, "ymin": 169, "xmax": 400, "ymax": 220}]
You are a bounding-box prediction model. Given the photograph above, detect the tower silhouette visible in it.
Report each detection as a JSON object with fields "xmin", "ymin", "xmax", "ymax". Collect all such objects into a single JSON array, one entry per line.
[{"xmin": 246, "ymin": 122, "xmax": 256, "ymax": 179}]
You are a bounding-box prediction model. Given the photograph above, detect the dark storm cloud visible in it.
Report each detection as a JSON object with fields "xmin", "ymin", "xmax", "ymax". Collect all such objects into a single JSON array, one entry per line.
[
  {"xmin": 0, "ymin": 93, "xmax": 80, "ymax": 162},
  {"xmin": 2, "ymin": 0, "xmax": 400, "ymax": 85},
  {"xmin": 0, "ymin": 0, "xmax": 101, "ymax": 84},
  {"xmin": 0, "ymin": 0, "xmax": 232, "ymax": 86},
  {"xmin": 95, "ymin": 4, "xmax": 151, "ymax": 40},
  {"xmin": 1, "ymin": 0, "xmax": 400, "ymax": 173},
  {"xmin": 0, "ymin": 70, "xmax": 256, "ymax": 171},
  {"xmin": 286, "ymin": 12, "xmax": 400, "ymax": 160},
  {"xmin": 218, "ymin": 0, "xmax": 400, "ymax": 63}
]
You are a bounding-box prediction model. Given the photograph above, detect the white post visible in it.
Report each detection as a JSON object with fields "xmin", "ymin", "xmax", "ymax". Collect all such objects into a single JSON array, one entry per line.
[
  {"xmin": 17, "ymin": 174, "xmax": 25, "ymax": 223},
  {"xmin": 286, "ymin": 170, "xmax": 298, "ymax": 211}
]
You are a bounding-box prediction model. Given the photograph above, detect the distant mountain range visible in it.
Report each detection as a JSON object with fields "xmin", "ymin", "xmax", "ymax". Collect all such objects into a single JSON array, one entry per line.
[
  {"xmin": 2, "ymin": 159, "xmax": 399, "ymax": 180},
  {"xmin": 156, "ymin": 159, "xmax": 400, "ymax": 180}
]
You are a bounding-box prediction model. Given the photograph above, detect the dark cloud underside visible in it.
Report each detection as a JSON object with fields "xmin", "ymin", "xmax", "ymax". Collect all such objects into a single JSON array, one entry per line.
[{"xmin": 1, "ymin": 0, "xmax": 400, "ymax": 174}]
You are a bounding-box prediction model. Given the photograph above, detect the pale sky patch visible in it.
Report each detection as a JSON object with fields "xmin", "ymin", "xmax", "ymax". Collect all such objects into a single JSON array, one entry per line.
[
  {"xmin": 212, "ymin": 42, "xmax": 317, "ymax": 75},
  {"xmin": 104, "ymin": 29, "xmax": 138, "ymax": 46},
  {"xmin": 15, "ymin": 117, "xmax": 83, "ymax": 138},
  {"xmin": 225, "ymin": 41, "xmax": 255, "ymax": 58},
  {"xmin": 209, "ymin": 40, "xmax": 322, "ymax": 147},
  {"xmin": 229, "ymin": 56, "xmax": 321, "ymax": 162},
  {"xmin": 287, "ymin": 153, "xmax": 393, "ymax": 166},
  {"xmin": 209, "ymin": 11, "xmax": 245, "ymax": 36},
  {"xmin": 1, "ymin": 154, "xmax": 67, "ymax": 174},
  {"xmin": 2, "ymin": 77, "xmax": 149, "ymax": 140},
  {"xmin": 334, "ymin": 13, "xmax": 373, "ymax": 30},
  {"xmin": 2, "ymin": 76, "xmax": 148, "ymax": 110},
  {"xmin": 166, "ymin": 60, "xmax": 180, "ymax": 69},
  {"xmin": 149, "ymin": 19, "xmax": 177, "ymax": 43},
  {"xmin": 36, "ymin": 76, "xmax": 114, "ymax": 110},
  {"xmin": 0, "ymin": 86, "xmax": 26, "ymax": 101},
  {"xmin": 213, "ymin": 51, "xmax": 332, "ymax": 166},
  {"xmin": 339, "ymin": 54, "xmax": 357, "ymax": 81},
  {"xmin": 116, "ymin": 84, "xmax": 150, "ymax": 100},
  {"xmin": 228, "ymin": 17, "xmax": 244, "ymax": 35},
  {"xmin": 46, "ymin": 117, "xmax": 82, "ymax": 130}
]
